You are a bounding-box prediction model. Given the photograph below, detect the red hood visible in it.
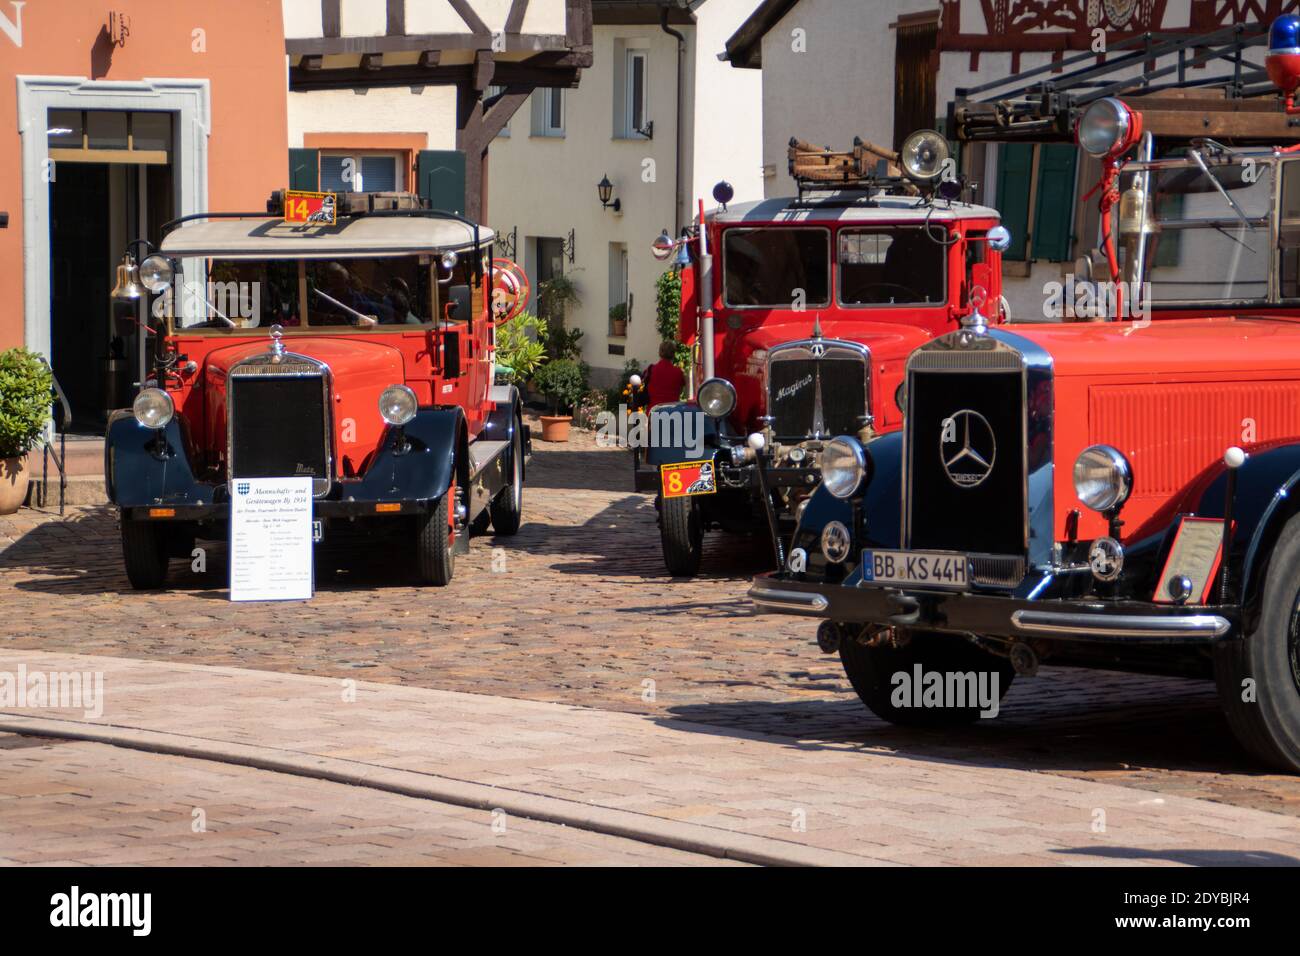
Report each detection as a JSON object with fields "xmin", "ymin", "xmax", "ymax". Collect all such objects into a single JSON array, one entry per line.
[
  {"xmin": 1009, "ymin": 315, "xmax": 1300, "ymax": 379},
  {"xmin": 203, "ymin": 336, "xmax": 407, "ymax": 479},
  {"xmin": 721, "ymin": 317, "xmax": 934, "ymax": 367}
]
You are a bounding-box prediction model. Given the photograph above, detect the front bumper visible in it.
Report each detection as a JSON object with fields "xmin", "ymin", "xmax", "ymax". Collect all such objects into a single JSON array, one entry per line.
[
  {"xmin": 749, "ymin": 572, "xmax": 1238, "ymax": 644},
  {"xmin": 121, "ymin": 495, "xmax": 439, "ymax": 523},
  {"xmin": 633, "ymin": 453, "xmax": 820, "ymax": 495}
]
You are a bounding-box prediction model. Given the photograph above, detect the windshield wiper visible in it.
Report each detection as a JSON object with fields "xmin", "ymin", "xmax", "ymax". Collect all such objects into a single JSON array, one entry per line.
[
  {"xmin": 312, "ymin": 288, "xmax": 376, "ymax": 326},
  {"xmin": 1189, "ymin": 147, "xmax": 1254, "ymax": 231}
]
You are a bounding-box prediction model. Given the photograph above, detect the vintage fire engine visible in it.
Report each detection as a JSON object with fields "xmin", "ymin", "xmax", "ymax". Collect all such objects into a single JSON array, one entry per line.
[
  {"xmin": 105, "ymin": 190, "xmax": 530, "ymax": 590},
  {"xmin": 635, "ymin": 131, "xmax": 1011, "ymax": 576},
  {"xmin": 749, "ymin": 17, "xmax": 1300, "ymax": 771}
]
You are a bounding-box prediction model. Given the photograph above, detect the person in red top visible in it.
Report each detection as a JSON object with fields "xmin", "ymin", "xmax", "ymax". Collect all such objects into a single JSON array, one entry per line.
[{"xmin": 643, "ymin": 340, "xmax": 686, "ymax": 408}]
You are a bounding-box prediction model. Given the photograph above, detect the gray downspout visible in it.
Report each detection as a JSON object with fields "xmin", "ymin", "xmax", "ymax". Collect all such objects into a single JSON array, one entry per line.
[{"xmin": 661, "ymin": 8, "xmax": 686, "ymax": 234}]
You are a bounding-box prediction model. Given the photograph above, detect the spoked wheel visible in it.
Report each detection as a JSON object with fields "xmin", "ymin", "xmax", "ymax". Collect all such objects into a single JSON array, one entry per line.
[
  {"xmin": 839, "ymin": 627, "xmax": 1015, "ymax": 727},
  {"xmin": 1215, "ymin": 513, "xmax": 1300, "ymax": 772},
  {"xmin": 121, "ymin": 517, "xmax": 170, "ymax": 590},
  {"xmin": 415, "ymin": 488, "xmax": 455, "ymax": 586},
  {"xmin": 488, "ymin": 420, "xmax": 524, "ymax": 536},
  {"xmin": 660, "ymin": 494, "xmax": 702, "ymax": 577}
]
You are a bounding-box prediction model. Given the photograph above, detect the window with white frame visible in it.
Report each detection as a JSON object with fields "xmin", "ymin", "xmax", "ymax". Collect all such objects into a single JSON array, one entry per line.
[
  {"xmin": 608, "ymin": 243, "xmax": 630, "ymax": 335},
  {"xmin": 320, "ymin": 152, "xmax": 404, "ymax": 193},
  {"xmin": 531, "ymin": 88, "xmax": 565, "ymax": 137},
  {"xmin": 625, "ymin": 50, "xmax": 649, "ymax": 138}
]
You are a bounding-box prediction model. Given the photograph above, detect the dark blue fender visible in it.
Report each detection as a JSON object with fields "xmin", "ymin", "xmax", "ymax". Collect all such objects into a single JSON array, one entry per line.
[
  {"xmin": 642, "ymin": 402, "xmax": 726, "ymax": 468},
  {"xmin": 1184, "ymin": 443, "xmax": 1300, "ymax": 613},
  {"xmin": 354, "ymin": 406, "xmax": 465, "ymax": 502},
  {"xmin": 105, "ymin": 411, "xmax": 214, "ymax": 507},
  {"xmin": 482, "ymin": 385, "xmax": 525, "ymax": 479},
  {"xmin": 791, "ymin": 430, "xmax": 904, "ymax": 553},
  {"xmin": 106, "ymin": 405, "xmax": 467, "ymax": 509}
]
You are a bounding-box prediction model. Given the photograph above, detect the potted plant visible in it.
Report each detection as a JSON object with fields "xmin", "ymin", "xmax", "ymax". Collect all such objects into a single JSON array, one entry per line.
[
  {"xmin": 0, "ymin": 348, "xmax": 53, "ymax": 514},
  {"xmin": 609, "ymin": 301, "xmax": 628, "ymax": 337},
  {"xmin": 537, "ymin": 273, "xmax": 582, "ymax": 331},
  {"xmin": 532, "ymin": 358, "xmax": 589, "ymax": 442},
  {"xmin": 494, "ymin": 310, "xmax": 549, "ymax": 387}
]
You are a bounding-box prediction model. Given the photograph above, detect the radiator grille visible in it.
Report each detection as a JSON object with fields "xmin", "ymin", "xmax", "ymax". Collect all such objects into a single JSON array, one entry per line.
[
  {"xmin": 228, "ymin": 372, "xmax": 331, "ymax": 496},
  {"xmin": 766, "ymin": 343, "xmax": 869, "ymax": 439}
]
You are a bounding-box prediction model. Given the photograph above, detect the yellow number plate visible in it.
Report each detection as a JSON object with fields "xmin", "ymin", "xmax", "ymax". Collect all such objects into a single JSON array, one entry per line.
[{"xmin": 660, "ymin": 460, "xmax": 716, "ymax": 498}]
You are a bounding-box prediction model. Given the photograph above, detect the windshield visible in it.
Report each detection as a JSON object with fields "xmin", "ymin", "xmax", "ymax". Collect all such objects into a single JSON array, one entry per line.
[
  {"xmin": 1126, "ymin": 156, "xmax": 1273, "ymax": 304},
  {"xmin": 176, "ymin": 256, "xmax": 436, "ymax": 330},
  {"xmin": 723, "ymin": 228, "xmax": 830, "ymax": 308},
  {"xmin": 838, "ymin": 226, "xmax": 946, "ymax": 306}
]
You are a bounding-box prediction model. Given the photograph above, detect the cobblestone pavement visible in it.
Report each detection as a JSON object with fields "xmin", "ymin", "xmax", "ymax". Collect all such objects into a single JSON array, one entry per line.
[
  {"xmin": 2, "ymin": 425, "xmax": 1300, "ymax": 820},
  {"xmin": 4, "ymin": 653, "xmax": 1298, "ymax": 866},
  {"xmin": 0, "ymin": 734, "xmax": 735, "ymax": 866}
]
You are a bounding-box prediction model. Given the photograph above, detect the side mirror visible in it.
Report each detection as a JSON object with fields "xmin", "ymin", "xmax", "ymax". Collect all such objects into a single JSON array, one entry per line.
[
  {"xmin": 445, "ymin": 284, "xmax": 473, "ymax": 326},
  {"xmin": 986, "ymin": 225, "xmax": 1012, "ymax": 253}
]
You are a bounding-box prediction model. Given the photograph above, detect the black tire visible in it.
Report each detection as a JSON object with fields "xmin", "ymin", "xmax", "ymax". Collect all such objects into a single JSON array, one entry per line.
[
  {"xmin": 839, "ymin": 628, "xmax": 1016, "ymax": 726},
  {"xmin": 488, "ymin": 421, "xmax": 524, "ymax": 536},
  {"xmin": 660, "ymin": 495, "xmax": 703, "ymax": 577},
  {"xmin": 1214, "ymin": 512, "xmax": 1300, "ymax": 772},
  {"xmin": 415, "ymin": 492, "xmax": 455, "ymax": 586},
  {"xmin": 121, "ymin": 518, "xmax": 170, "ymax": 590}
]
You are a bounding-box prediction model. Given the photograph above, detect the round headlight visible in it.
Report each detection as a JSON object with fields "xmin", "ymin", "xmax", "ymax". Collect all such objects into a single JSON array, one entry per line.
[
  {"xmin": 1073, "ymin": 444, "xmax": 1133, "ymax": 512},
  {"xmin": 899, "ymin": 129, "xmax": 951, "ymax": 183},
  {"xmin": 821, "ymin": 436, "xmax": 868, "ymax": 499},
  {"xmin": 138, "ymin": 255, "xmax": 174, "ymax": 294},
  {"xmin": 1078, "ymin": 97, "xmax": 1132, "ymax": 158},
  {"xmin": 820, "ymin": 520, "xmax": 852, "ymax": 564},
  {"xmin": 895, "ymin": 381, "xmax": 907, "ymax": 414},
  {"xmin": 697, "ymin": 378, "xmax": 737, "ymax": 419},
  {"xmin": 132, "ymin": 388, "xmax": 174, "ymax": 430},
  {"xmin": 379, "ymin": 384, "xmax": 418, "ymax": 426}
]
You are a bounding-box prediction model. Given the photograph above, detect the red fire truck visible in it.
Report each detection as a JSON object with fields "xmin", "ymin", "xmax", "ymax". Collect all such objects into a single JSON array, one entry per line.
[
  {"xmin": 748, "ymin": 17, "xmax": 1300, "ymax": 771},
  {"xmin": 635, "ymin": 132, "xmax": 1011, "ymax": 576},
  {"xmin": 105, "ymin": 191, "xmax": 529, "ymax": 590}
]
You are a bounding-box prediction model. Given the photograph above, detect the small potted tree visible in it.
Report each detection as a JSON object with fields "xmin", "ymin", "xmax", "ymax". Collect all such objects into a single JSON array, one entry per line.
[
  {"xmin": 0, "ymin": 348, "xmax": 53, "ymax": 514},
  {"xmin": 533, "ymin": 358, "xmax": 588, "ymax": 442},
  {"xmin": 609, "ymin": 302, "xmax": 628, "ymax": 337}
]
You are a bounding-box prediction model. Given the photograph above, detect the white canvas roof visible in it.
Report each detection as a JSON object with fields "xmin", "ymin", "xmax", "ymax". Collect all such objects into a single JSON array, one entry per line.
[{"xmin": 160, "ymin": 214, "xmax": 493, "ymax": 259}]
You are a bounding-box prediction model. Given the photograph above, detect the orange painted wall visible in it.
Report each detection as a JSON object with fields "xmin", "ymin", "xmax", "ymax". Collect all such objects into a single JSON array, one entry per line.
[{"xmin": 0, "ymin": 0, "xmax": 288, "ymax": 350}]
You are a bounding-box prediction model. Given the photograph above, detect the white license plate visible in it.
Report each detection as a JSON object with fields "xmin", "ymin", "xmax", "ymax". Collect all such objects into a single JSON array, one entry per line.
[{"xmin": 861, "ymin": 550, "xmax": 968, "ymax": 589}]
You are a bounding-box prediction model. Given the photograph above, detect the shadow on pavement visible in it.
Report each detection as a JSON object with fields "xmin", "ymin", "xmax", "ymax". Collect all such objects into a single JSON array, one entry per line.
[
  {"xmin": 1053, "ymin": 846, "xmax": 1300, "ymax": 866},
  {"xmin": 656, "ymin": 673, "xmax": 1300, "ymax": 791}
]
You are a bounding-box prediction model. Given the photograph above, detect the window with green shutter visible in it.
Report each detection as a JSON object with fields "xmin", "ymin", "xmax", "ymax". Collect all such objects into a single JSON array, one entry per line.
[
  {"xmin": 995, "ymin": 143, "xmax": 1078, "ymax": 263},
  {"xmin": 288, "ymin": 148, "xmax": 318, "ymax": 191},
  {"xmin": 416, "ymin": 150, "xmax": 466, "ymax": 215},
  {"xmin": 995, "ymin": 144, "xmax": 1033, "ymax": 261},
  {"xmin": 1031, "ymin": 144, "xmax": 1078, "ymax": 263}
]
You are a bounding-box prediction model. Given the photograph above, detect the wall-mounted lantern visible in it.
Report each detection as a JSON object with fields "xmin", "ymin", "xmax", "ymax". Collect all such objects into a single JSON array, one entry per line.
[{"xmin": 597, "ymin": 175, "xmax": 621, "ymax": 212}]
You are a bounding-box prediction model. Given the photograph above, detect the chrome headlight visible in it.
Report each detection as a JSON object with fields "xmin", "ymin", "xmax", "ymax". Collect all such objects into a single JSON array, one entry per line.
[
  {"xmin": 894, "ymin": 381, "xmax": 907, "ymax": 414},
  {"xmin": 132, "ymin": 388, "xmax": 174, "ymax": 430},
  {"xmin": 1077, "ymin": 97, "xmax": 1132, "ymax": 158},
  {"xmin": 138, "ymin": 255, "xmax": 174, "ymax": 294},
  {"xmin": 899, "ymin": 129, "xmax": 950, "ymax": 183},
  {"xmin": 821, "ymin": 436, "xmax": 867, "ymax": 499},
  {"xmin": 1073, "ymin": 444, "xmax": 1133, "ymax": 512},
  {"xmin": 698, "ymin": 378, "xmax": 737, "ymax": 419},
  {"xmin": 820, "ymin": 520, "xmax": 851, "ymax": 564},
  {"xmin": 379, "ymin": 384, "xmax": 418, "ymax": 426}
]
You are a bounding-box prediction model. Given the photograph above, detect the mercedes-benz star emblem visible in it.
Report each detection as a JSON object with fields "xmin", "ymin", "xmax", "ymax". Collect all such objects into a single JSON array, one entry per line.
[{"xmin": 940, "ymin": 410, "xmax": 996, "ymax": 489}]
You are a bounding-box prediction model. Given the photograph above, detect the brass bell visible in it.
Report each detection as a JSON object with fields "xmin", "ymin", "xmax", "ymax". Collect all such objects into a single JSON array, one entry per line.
[{"xmin": 111, "ymin": 252, "xmax": 146, "ymax": 302}]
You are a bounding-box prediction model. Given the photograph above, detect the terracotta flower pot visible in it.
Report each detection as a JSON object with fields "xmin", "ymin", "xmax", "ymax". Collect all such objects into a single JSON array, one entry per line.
[
  {"xmin": 611, "ymin": 319, "xmax": 627, "ymax": 337},
  {"xmin": 0, "ymin": 455, "xmax": 29, "ymax": 515},
  {"xmin": 539, "ymin": 415, "xmax": 572, "ymax": 442}
]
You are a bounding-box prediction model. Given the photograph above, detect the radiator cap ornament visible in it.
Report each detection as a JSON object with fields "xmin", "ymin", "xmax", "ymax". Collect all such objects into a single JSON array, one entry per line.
[{"xmin": 269, "ymin": 324, "xmax": 285, "ymax": 361}]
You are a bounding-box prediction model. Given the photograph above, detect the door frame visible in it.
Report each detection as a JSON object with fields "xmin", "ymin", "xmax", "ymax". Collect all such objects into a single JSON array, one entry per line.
[{"xmin": 15, "ymin": 76, "xmax": 210, "ymax": 361}]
